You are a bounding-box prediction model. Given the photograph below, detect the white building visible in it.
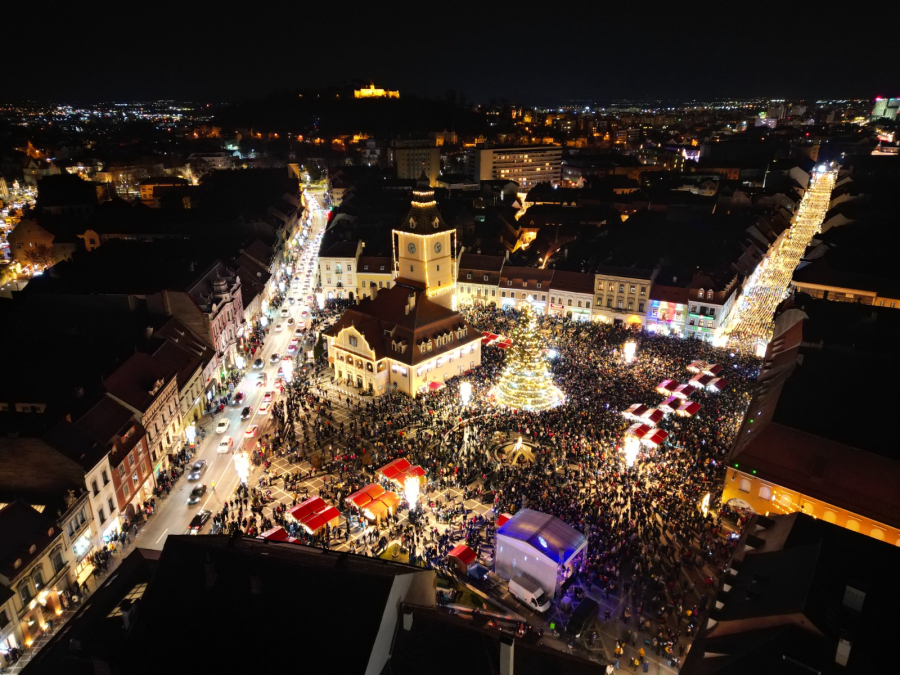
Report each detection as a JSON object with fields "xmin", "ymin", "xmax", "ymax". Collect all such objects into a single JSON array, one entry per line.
[
  {"xmin": 469, "ymin": 145, "xmax": 562, "ymax": 192},
  {"xmin": 318, "ymin": 241, "xmax": 362, "ymax": 301}
]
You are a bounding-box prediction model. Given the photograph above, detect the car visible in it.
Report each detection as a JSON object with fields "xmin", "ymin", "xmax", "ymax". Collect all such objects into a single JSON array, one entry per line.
[
  {"xmin": 270, "ymin": 353, "xmax": 281, "ymax": 364},
  {"xmin": 275, "ymin": 323, "xmax": 283, "ymax": 333},
  {"xmin": 241, "ymin": 406, "xmax": 252, "ymax": 420},
  {"xmin": 258, "ymin": 401, "xmax": 272, "ymax": 415},
  {"xmin": 188, "ymin": 510, "xmax": 211, "ymax": 534},
  {"xmin": 287, "ymin": 317, "xmax": 295, "ymax": 325},
  {"xmin": 282, "ymin": 354, "xmax": 292, "ymax": 362},
  {"xmin": 301, "ymin": 311, "xmax": 308, "ymax": 317},
  {"xmin": 245, "ymin": 424, "xmax": 259, "ymax": 438},
  {"xmin": 280, "ymin": 308, "xmax": 290, "ymax": 318},
  {"xmin": 187, "ymin": 459, "xmax": 207, "ymax": 481},
  {"xmin": 287, "ymin": 342, "xmax": 297, "ymax": 354},
  {"xmin": 294, "ymin": 328, "xmax": 304, "ymax": 337},
  {"xmin": 231, "ymin": 391, "xmax": 245, "ymax": 406},
  {"xmin": 215, "ymin": 418, "xmax": 230, "ymax": 434},
  {"xmin": 263, "ymin": 390, "xmax": 275, "ymax": 403},
  {"xmin": 253, "ymin": 358, "xmax": 264, "ymax": 369},
  {"xmin": 287, "ymin": 297, "xmax": 295, "ymax": 305},
  {"xmin": 217, "ymin": 436, "xmax": 233, "ymax": 453},
  {"xmin": 256, "ymin": 373, "xmax": 268, "ymax": 388}
]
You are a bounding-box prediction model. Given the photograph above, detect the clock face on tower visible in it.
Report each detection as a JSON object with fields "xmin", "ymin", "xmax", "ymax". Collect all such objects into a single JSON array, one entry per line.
[
  {"xmin": 407, "ymin": 242, "xmax": 416, "ymax": 254},
  {"xmin": 434, "ymin": 242, "xmax": 442, "ymax": 253}
]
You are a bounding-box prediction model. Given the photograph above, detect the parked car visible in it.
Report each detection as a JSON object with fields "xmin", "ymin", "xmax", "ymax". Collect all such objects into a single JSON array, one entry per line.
[
  {"xmin": 509, "ymin": 574, "xmax": 551, "ymax": 613},
  {"xmin": 187, "ymin": 459, "xmax": 207, "ymax": 481},
  {"xmin": 215, "ymin": 418, "xmax": 230, "ymax": 434},
  {"xmin": 187, "ymin": 484, "xmax": 207, "ymax": 505}
]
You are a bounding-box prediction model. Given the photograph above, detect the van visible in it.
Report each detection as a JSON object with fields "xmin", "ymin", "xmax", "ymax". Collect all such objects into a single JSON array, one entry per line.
[
  {"xmin": 565, "ymin": 597, "xmax": 599, "ymax": 638},
  {"xmin": 508, "ymin": 574, "xmax": 551, "ymax": 613}
]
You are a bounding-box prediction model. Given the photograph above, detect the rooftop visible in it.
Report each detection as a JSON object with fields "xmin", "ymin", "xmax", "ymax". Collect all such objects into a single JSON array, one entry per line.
[{"xmin": 497, "ymin": 509, "xmax": 587, "ymax": 564}]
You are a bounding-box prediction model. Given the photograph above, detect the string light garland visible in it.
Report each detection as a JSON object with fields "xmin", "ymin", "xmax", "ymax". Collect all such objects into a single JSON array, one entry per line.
[
  {"xmin": 724, "ymin": 168, "xmax": 837, "ymax": 353},
  {"xmin": 491, "ymin": 300, "xmax": 564, "ymax": 411}
]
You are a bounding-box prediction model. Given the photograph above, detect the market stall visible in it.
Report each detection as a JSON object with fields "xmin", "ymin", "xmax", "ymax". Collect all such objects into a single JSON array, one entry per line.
[
  {"xmin": 690, "ymin": 373, "xmax": 714, "ymax": 388},
  {"xmin": 659, "ymin": 396, "xmax": 681, "ymax": 414},
  {"xmin": 687, "ymin": 360, "xmax": 708, "ymax": 374},
  {"xmin": 626, "ymin": 423, "xmax": 652, "ymax": 440},
  {"xmin": 640, "ymin": 408, "xmax": 664, "ymax": 426},
  {"xmin": 258, "ymin": 526, "xmax": 290, "ymax": 541},
  {"xmin": 623, "ymin": 403, "xmax": 649, "ymax": 421},
  {"xmin": 703, "ymin": 364, "xmax": 723, "ymax": 376},
  {"xmin": 677, "ymin": 400, "xmax": 701, "ymax": 417},
  {"xmin": 656, "ymin": 379, "xmax": 677, "ymax": 395},
  {"xmin": 641, "ymin": 428, "xmax": 669, "ymax": 448},
  {"xmin": 447, "ymin": 544, "xmax": 477, "ymax": 574},
  {"xmin": 673, "ymin": 383, "xmax": 696, "ymax": 399}
]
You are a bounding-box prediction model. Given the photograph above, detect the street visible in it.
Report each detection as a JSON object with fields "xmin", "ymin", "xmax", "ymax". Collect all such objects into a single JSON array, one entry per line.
[{"xmin": 136, "ymin": 188, "xmax": 329, "ymax": 549}]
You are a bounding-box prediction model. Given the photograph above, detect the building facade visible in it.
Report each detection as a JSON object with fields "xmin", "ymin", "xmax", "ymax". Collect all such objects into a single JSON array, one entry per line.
[
  {"xmin": 547, "ymin": 270, "xmax": 595, "ymax": 321},
  {"xmin": 318, "ymin": 241, "xmax": 362, "ymax": 301},
  {"xmin": 593, "ymin": 266, "xmax": 657, "ymax": 326},
  {"xmin": 392, "ymin": 142, "xmax": 441, "ymax": 186},
  {"xmin": 498, "ymin": 266, "xmax": 553, "ymax": 315},
  {"xmin": 685, "ymin": 273, "xmax": 738, "ymax": 343},
  {"xmin": 469, "ymin": 145, "xmax": 563, "ymax": 192},
  {"xmin": 356, "ymin": 256, "xmax": 394, "ymax": 300},
  {"xmin": 456, "ymin": 253, "xmax": 504, "ymax": 308}
]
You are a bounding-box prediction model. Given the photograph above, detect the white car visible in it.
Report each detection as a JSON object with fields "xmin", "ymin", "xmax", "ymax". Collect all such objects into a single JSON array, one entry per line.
[
  {"xmin": 217, "ymin": 437, "xmax": 233, "ymax": 453},
  {"xmin": 215, "ymin": 418, "xmax": 230, "ymax": 434},
  {"xmin": 275, "ymin": 323, "xmax": 283, "ymax": 333}
]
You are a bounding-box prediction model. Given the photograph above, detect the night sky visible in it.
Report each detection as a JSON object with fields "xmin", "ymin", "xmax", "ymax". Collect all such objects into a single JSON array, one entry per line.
[{"xmin": 5, "ymin": 2, "xmax": 895, "ymax": 104}]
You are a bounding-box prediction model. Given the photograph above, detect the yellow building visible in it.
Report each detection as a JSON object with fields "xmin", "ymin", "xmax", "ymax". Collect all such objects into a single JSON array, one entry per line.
[
  {"xmin": 356, "ymin": 256, "xmax": 395, "ymax": 300},
  {"xmin": 324, "ymin": 177, "xmax": 480, "ymax": 396},
  {"xmin": 354, "ymin": 84, "xmax": 399, "ymax": 99}
]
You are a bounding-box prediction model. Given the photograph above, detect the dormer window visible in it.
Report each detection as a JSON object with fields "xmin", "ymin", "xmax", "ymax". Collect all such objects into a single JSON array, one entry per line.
[
  {"xmin": 28, "ymin": 545, "xmax": 36, "ymax": 554},
  {"xmin": 522, "ymin": 282, "xmax": 527, "ymax": 288},
  {"xmin": 537, "ymin": 282, "xmax": 542, "ymax": 289},
  {"xmin": 380, "ymin": 265, "xmax": 385, "ymax": 271},
  {"xmin": 364, "ymin": 265, "xmax": 369, "ymax": 271},
  {"xmin": 483, "ymin": 275, "xmax": 489, "ymax": 281},
  {"xmin": 698, "ymin": 289, "xmax": 704, "ymax": 299},
  {"xmin": 507, "ymin": 280, "xmax": 512, "ymax": 286},
  {"xmin": 467, "ymin": 273, "xmax": 472, "ymax": 279}
]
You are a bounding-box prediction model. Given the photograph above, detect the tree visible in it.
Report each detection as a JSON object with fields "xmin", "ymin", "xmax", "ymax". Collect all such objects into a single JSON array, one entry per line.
[
  {"xmin": 23, "ymin": 244, "xmax": 55, "ymax": 270},
  {"xmin": 491, "ymin": 300, "xmax": 563, "ymax": 411}
]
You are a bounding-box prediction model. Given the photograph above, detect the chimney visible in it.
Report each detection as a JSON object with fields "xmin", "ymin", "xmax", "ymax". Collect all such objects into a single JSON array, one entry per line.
[
  {"xmin": 500, "ymin": 635, "xmax": 514, "ymax": 675},
  {"xmin": 408, "ymin": 293, "xmax": 416, "ymax": 312}
]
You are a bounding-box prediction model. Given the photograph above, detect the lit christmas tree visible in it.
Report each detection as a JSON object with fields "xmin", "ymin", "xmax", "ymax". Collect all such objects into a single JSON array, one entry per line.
[{"xmin": 491, "ymin": 300, "xmax": 564, "ymax": 411}]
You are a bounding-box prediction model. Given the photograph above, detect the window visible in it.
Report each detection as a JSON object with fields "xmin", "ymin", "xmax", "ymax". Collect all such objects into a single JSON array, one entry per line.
[
  {"xmin": 537, "ymin": 282, "xmax": 542, "ymax": 289},
  {"xmin": 708, "ymin": 309, "xmax": 715, "ymax": 318},
  {"xmin": 758, "ymin": 486, "xmax": 771, "ymax": 501},
  {"xmin": 410, "ymin": 265, "xmax": 413, "ymax": 272},
  {"xmin": 577, "ymin": 300, "xmax": 582, "ymax": 308},
  {"xmin": 630, "ymin": 285, "xmax": 636, "ymax": 294},
  {"xmin": 691, "ymin": 305, "xmax": 697, "ymax": 313},
  {"xmin": 129, "ymin": 453, "xmax": 135, "ymax": 468},
  {"xmin": 132, "ymin": 474, "xmax": 139, "ymax": 487},
  {"xmin": 51, "ymin": 549, "xmax": 65, "ymax": 573},
  {"xmin": 698, "ymin": 289, "xmax": 704, "ymax": 299},
  {"xmin": 92, "ymin": 480, "xmax": 99, "ymax": 496},
  {"xmin": 108, "ymin": 497, "xmax": 115, "ymax": 514},
  {"xmin": 739, "ymin": 478, "xmax": 751, "ymax": 493},
  {"xmin": 640, "ymin": 286, "xmax": 646, "ymax": 296},
  {"xmin": 467, "ymin": 273, "xmax": 472, "ymax": 279},
  {"xmin": 102, "ymin": 470, "xmax": 109, "ymax": 485},
  {"xmin": 436, "ymin": 265, "xmax": 440, "ymax": 271},
  {"xmin": 607, "ymin": 298, "xmax": 613, "ymax": 307},
  {"xmin": 19, "ymin": 584, "xmax": 32, "ymax": 604},
  {"xmin": 638, "ymin": 302, "xmax": 644, "ymax": 312},
  {"xmin": 617, "ymin": 299, "xmax": 623, "ymax": 309},
  {"xmin": 510, "ymin": 292, "xmax": 515, "ymax": 298},
  {"xmin": 501, "ymin": 291, "xmax": 506, "ymax": 298},
  {"xmin": 0, "ymin": 609, "xmax": 9, "ymax": 629},
  {"xmin": 542, "ymin": 295, "xmax": 546, "ymax": 301},
  {"xmin": 99, "ymin": 507, "xmax": 106, "ymax": 523},
  {"xmin": 348, "ymin": 336, "xmax": 358, "ymax": 347},
  {"xmin": 567, "ymin": 299, "xmax": 572, "ymax": 306},
  {"xmin": 33, "ymin": 568, "xmax": 45, "ymax": 590},
  {"xmin": 619, "ymin": 284, "xmax": 624, "ymax": 293},
  {"xmin": 627, "ymin": 301, "xmax": 634, "ymax": 311},
  {"xmin": 507, "ymin": 280, "xmax": 512, "ymax": 286},
  {"xmin": 118, "ymin": 465, "xmax": 126, "ymax": 477},
  {"xmin": 586, "ymin": 301, "xmax": 591, "ymax": 308},
  {"xmin": 347, "ymin": 264, "xmax": 352, "ymax": 272},
  {"xmin": 124, "ymin": 482, "xmax": 130, "ymax": 498}
]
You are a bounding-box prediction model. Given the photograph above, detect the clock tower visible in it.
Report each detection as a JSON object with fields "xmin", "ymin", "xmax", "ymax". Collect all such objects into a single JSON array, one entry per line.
[{"xmin": 393, "ymin": 173, "xmax": 456, "ymax": 309}]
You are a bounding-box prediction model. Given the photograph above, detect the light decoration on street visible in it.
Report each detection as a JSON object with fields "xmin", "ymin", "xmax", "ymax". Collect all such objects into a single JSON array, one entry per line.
[
  {"xmin": 404, "ymin": 475, "xmax": 420, "ymax": 510},
  {"xmin": 623, "ymin": 340, "xmax": 637, "ymax": 364},
  {"xmin": 622, "ymin": 436, "xmax": 640, "ymax": 468},
  {"xmin": 723, "ymin": 167, "xmax": 837, "ymax": 354},
  {"xmin": 513, "ymin": 436, "xmax": 523, "ymax": 453},
  {"xmin": 282, "ymin": 358, "xmax": 293, "ymax": 383},
  {"xmin": 700, "ymin": 492, "xmax": 711, "ymax": 516},
  {"xmin": 233, "ymin": 451, "xmax": 250, "ymax": 484},
  {"xmin": 491, "ymin": 299, "xmax": 564, "ymax": 411},
  {"xmin": 185, "ymin": 424, "xmax": 197, "ymax": 444},
  {"xmin": 459, "ymin": 381, "xmax": 472, "ymax": 406}
]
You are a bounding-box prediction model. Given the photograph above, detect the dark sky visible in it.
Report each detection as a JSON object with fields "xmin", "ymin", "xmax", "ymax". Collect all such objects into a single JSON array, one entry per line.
[{"xmin": 4, "ymin": 2, "xmax": 895, "ymax": 104}]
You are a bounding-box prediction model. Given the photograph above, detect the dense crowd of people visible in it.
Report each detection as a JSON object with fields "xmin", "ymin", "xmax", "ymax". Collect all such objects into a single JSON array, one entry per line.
[{"xmin": 200, "ymin": 296, "xmax": 760, "ymax": 669}]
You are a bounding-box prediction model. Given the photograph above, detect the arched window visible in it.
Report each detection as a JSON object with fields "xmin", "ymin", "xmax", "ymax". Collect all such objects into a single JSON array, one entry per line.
[
  {"xmin": 870, "ymin": 528, "xmax": 885, "ymax": 541},
  {"xmin": 739, "ymin": 478, "xmax": 751, "ymax": 493},
  {"xmin": 823, "ymin": 510, "xmax": 837, "ymax": 524},
  {"xmin": 758, "ymin": 486, "xmax": 771, "ymax": 501},
  {"xmin": 846, "ymin": 519, "xmax": 860, "ymax": 532}
]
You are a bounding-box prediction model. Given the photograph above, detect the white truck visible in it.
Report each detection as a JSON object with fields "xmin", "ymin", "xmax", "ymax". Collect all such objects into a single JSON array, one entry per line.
[{"xmin": 508, "ymin": 573, "xmax": 551, "ymax": 613}]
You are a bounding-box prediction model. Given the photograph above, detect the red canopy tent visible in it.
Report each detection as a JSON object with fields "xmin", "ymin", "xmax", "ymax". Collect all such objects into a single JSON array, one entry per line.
[
  {"xmin": 641, "ymin": 408, "xmax": 664, "ymax": 426},
  {"xmin": 289, "ymin": 496, "xmax": 327, "ymax": 522},
  {"xmin": 498, "ymin": 339, "xmax": 512, "ymax": 349},
  {"xmin": 673, "ymin": 384, "xmax": 696, "ymax": 399},
  {"xmin": 258, "ymin": 526, "xmax": 289, "ymax": 541},
  {"xmin": 687, "ymin": 360, "xmax": 707, "ymax": 374},
  {"xmin": 447, "ymin": 544, "xmax": 477, "ymax": 573},
  {"xmin": 641, "ymin": 428, "xmax": 669, "ymax": 447},
  {"xmin": 656, "ymin": 379, "xmax": 677, "ymax": 395},
  {"xmin": 677, "ymin": 400, "xmax": 701, "ymax": 417},
  {"xmin": 709, "ymin": 378, "xmax": 727, "ymax": 391},
  {"xmin": 690, "ymin": 374, "xmax": 714, "ymax": 388},
  {"xmin": 659, "ymin": 395, "xmax": 680, "ymax": 414},
  {"xmin": 626, "ymin": 423, "xmax": 652, "ymax": 439},
  {"xmin": 704, "ymin": 364, "xmax": 723, "ymax": 376},
  {"xmin": 623, "ymin": 403, "xmax": 649, "ymax": 420},
  {"xmin": 427, "ymin": 381, "xmax": 444, "ymax": 391}
]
